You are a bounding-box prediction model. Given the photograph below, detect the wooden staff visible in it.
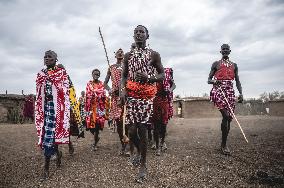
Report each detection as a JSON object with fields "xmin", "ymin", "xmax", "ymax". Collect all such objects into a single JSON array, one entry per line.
[
  {"xmin": 99, "ymin": 27, "xmax": 111, "ymax": 68},
  {"xmin": 219, "ymin": 87, "xmax": 249, "ymax": 143},
  {"xmin": 122, "ymin": 105, "xmax": 129, "ymax": 143},
  {"xmin": 99, "ymin": 26, "xmax": 129, "ymax": 143}
]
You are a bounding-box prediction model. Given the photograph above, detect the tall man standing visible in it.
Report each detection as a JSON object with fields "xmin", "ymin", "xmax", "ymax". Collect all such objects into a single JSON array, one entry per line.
[
  {"xmin": 208, "ymin": 44, "xmax": 243, "ymax": 155},
  {"xmin": 120, "ymin": 25, "xmax": 165, "ymax": 183}
]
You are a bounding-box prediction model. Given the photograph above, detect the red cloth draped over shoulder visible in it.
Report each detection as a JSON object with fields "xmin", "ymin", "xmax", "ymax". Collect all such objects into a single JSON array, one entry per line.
[{"xmin": 85, "ymin": 81, "xmax": 106, "ymax": 129}]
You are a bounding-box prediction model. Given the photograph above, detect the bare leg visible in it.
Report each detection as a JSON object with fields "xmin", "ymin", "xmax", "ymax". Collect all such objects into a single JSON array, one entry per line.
[
  {"xmin": 41, "ymin": 156, "xmax": 50, "ymax": 180},
  {"xmin": 220, "ymin": 109, "xmax": 231, "ymax": 154},
  {"xmin": 128, "ymin": 124, "xmax": 140, "ymax": 154},
  {"xmin": 147, "ymin": 128, "xmax": 152, "ymax": 145},
  {"xmin": 41, "ymin": 144, "xmax": 61, "ymax": 180},
  {"xmin": 136, "ymin": 123, "xmax": 148, "ymax": 183},
  {"xmin": 129, "ymin": 140, "xmax": 134, "ymax": 156},
  {"xmin": 68, "ymin": 135, "xmax": 74, "ymax": 155},
  {"xmin": 160, "ymin": 124, "xmax": 167, "ymax": 151},
  {"xmin": 138, "ymin": 123, "xmax": 147, "ymax": 168},
  {"xmin": 93, "ymin": 128, "xmax": 100, "ymax": 151},
  {"xmin": 54, "ymin": 145, "xmax": 62, "ymax": 167},
  {"xmin": 128, "ymin": 125, "xmax": 135, "ymax": 156},
  {"xmin": 128, "ymin": 123, "xmax": 141, "ymax": 166},
  {"xmin": 154, "ymin": 121, "xmax": 161, "ymax": 156},
  {"xmin": 116, "ymin": 118, "xmax": 126, "ymax": 155}
]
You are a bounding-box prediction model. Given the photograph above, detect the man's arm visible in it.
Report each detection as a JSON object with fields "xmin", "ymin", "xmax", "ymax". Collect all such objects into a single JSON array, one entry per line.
[
  {"xmin": 169, "ymin": 79, "xmax": 176, "ymax": 92},
  {"xmin": 207, "ymin": 61, "xmax": 218, "ymax": 84},
  {"xmin": 234, "ymin": 63, "xmax": 243, "ymax": 95},
  {"xmin": 149, "ymin": 51, "xmax": 165, "ymax": 83},
  {"xmin": 103, "ymin": 68, "xmax": 111, "ymax": 93},
  {"xmin": 119, "ymin": 52, "xmax": 130, "ymax": 105}
]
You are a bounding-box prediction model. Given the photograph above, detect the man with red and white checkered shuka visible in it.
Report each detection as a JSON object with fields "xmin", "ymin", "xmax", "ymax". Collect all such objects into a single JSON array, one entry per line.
[{"xmin": 208, "ymin": 44, "xmax": 243, "ymax": 155}]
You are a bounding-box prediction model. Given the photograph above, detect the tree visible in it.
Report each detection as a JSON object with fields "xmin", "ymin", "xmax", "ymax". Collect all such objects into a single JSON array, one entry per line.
[
  {"xmin": 259, "ymin": 91, "xmax": 284, "ymax": 101},
  {"xmin": 280, "ymin": 91, "xmax": 284, "ymax": 99},
  {"xmin": 259, "ymin": 92, "xmax": 269, "ymax": 102}
]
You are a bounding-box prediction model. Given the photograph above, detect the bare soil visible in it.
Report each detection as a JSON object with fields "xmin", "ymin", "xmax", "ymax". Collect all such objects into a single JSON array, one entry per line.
[{"xmin": 0, "ymin": 116, "xmax": 283, "ymax": 188}]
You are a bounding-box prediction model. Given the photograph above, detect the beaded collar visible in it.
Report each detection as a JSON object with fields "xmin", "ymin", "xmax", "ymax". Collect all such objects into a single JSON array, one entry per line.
[
  {"xmin": 132, "ymin": 46, "xmax": 150, "ymax": 57},
  {"xmin": 42, "ymin": 65, "xmax": 58, "ymax": 75},
  {"xmin": 131, "ymin": 46, "xmax": 151, "ymax": 65},
  {"xmin": 221, "ymin": 59, "xmax": 232, "ymax": 67},
  {"xmin": 113, "ymin": 63, "xmax": 122, "ymax": 70},
  {"xmin": 47, "ymin": 65, "xmax": 58, "ymax": 71}
]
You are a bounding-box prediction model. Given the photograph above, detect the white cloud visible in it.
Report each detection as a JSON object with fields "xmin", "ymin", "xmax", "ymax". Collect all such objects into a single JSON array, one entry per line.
[{"xmin": 0, "ymin": 0, "xmax": 283, "ymax": 98}]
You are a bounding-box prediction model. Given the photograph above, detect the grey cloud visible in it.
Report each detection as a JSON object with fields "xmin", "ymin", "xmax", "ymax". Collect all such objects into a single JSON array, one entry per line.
[{"xmin": 0, "ymin": 0, "xmax": 283, "ymax": 98}]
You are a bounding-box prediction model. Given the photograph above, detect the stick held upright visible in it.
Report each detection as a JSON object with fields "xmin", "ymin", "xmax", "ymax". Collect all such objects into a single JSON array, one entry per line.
[{"xmin": 99, "ymin": 27, "xmax": 111, "ymax": 68}]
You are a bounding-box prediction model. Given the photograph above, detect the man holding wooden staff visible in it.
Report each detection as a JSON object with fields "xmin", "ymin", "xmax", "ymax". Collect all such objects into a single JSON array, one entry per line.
[
  {"xmin": 104, "ymin": 48, "xmax": 130, "ymax": 156},
  {"xmin": 208, "ymin": 44, "xmax": 244, "ymax": 155}
]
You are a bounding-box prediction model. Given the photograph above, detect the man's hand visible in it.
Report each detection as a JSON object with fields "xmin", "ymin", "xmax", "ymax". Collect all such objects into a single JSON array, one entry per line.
[
  {"xmin": 213, "ymin": 80, "xmax": 222, "ymax": 86},
  {"xmin": 135, "ymin": 72, "xmax": 148, "ymax": 82},
  {"xmin": 161, "ymin": 89, "xmax": 170, "ymax": 96},
  {"xmin": 238, "ymin": 94, "xmax": 243, "ymax": 103},
  {"xmin": 113, "ymin": 90, "xmax": 119, "ymax": 96},
  {"xmin": 119, "ymin": 89, "xmax": 126, "ymax": 106}
]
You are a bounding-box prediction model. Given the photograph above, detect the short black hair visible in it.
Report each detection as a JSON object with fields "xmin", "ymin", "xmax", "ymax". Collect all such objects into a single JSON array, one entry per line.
[
  {"xmin": 92, "ymin": 69, "xmax": 100, "ymax": 74},
  {"xmin": 221, "ymin": 44, "xmax": 230, "ymax": 50}
]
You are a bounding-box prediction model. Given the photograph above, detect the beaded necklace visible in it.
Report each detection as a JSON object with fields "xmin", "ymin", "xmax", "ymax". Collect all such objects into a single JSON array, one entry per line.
[
  {"xmin": 132, "ymin": 47, "xmax": 151, "ymax": 64},
  {"xmin": 128, "ymin": 46, "xmax": 154, "ymax": 82},
  {"xmin": 221, "ymin": 59, "xmax": 232, "ymax": 67}
]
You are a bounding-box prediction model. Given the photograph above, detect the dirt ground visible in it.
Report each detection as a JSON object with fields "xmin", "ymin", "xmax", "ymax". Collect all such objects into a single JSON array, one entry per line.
[{"xmin": 0, "ymin": 116, "xmax": 283, "ymax": 188}]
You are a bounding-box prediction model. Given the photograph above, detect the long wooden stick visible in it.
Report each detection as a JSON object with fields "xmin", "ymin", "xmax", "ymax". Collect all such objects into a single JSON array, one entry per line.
[
  {"xmin": 219, "ymin": 87, "xmax": 249, "ymax": 143},
  {"xmin": 99, "ymin": 27, "xmax": 129, "ymax": 143},
  {"xmin": 122, "ymin": 105, "xmax": 129, "ymax": 143},
  {"xmin": 99, "ymin": 27, "xmax": 111, "ymax": 68}
]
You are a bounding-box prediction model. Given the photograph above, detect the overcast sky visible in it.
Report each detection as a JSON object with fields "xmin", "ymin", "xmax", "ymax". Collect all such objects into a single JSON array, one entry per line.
[{"xmin": 0, "ymin": 0, "xmax": 283, "ymax": 98}]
